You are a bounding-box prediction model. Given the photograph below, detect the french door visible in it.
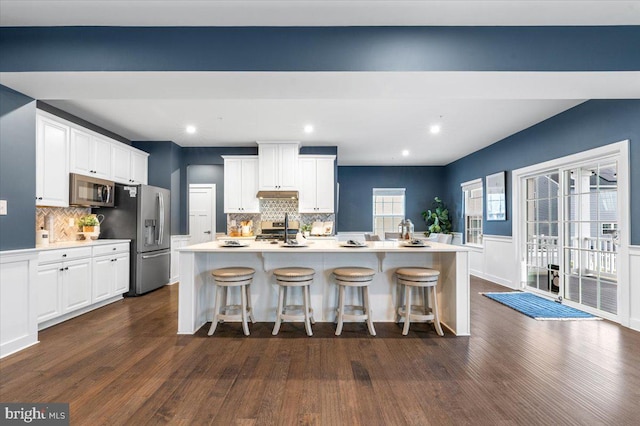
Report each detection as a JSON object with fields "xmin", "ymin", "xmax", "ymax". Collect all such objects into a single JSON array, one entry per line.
[{"xmin": 522, "ymin": 159, "xmax": 619, "ymax": 318}]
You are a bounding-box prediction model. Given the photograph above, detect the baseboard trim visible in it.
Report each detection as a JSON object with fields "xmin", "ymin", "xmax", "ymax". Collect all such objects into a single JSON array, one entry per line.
[
  {"xmin": 1, "ymin": 336, "xmax": 39, "ymax": 359},
  {"xmin": 471, "ymin": 272, "xmax": 517, "ymax": 289},
  {"xmin": 38, "ymin": 295, "xmax": 124, "ymax": 331}
]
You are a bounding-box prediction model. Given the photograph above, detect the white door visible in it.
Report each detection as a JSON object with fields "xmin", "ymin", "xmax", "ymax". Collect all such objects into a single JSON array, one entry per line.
[
  {"xmin": 62, "ymin": 258, "xmax": 92, "ymax": 313},
  {"xmin": 113, "ymin": 253, "xmax": 130, "ymax": 294},
  {"xmin": 92, "ymin": 256, "xmax": 113, "ymax": 302},
  {"xmin": 189, "ymin": 184, "xmax": 216, "ymax": 244},
  {"xmin": 315, "ymin": 157, "xmax": 335, "ymax": 213}
]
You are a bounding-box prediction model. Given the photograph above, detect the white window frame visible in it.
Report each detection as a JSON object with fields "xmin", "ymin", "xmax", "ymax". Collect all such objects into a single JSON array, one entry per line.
[
  {"xmin": 372, "ymin": 188, "xmax": 405, "ymax": 238},
  {"xmin": 461, "ymin": 178, "xmax": 484, "ymax": 247}
]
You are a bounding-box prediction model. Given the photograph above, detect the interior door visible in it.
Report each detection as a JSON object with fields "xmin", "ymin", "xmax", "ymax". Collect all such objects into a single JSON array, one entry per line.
[{"xmin": 189, "ymin": 184, "xmax": 216, "ymax": 244}]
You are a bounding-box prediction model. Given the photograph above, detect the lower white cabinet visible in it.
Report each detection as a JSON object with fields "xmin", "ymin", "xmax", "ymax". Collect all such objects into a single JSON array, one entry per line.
[
  {"xmin": 37, "ymin": 257, "xmax": 92, "ymax": 321},
  {"xmin": 93, "ymin": 251, "xmax": 129, "ymax": 302},
  {"xmin": 61, "ymin": 258, "xmax": 92, "ymax": 313},
  {"xmin": 36, "ymin": 242, "xmax": 130, "ymax": 328}
]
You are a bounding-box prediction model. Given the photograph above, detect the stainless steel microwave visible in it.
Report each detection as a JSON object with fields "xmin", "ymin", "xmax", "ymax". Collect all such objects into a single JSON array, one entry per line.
[{"xmin": 69, "ymin": 173, "xmax": 115, "ymax": 207}]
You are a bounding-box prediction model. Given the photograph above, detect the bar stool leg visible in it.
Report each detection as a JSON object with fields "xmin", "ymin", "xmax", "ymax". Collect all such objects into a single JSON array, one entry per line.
[
  {"xmin": 272, "ymin": 284, "xmax": 285, "ymax": 335},
  {"xmin": 241, "ymin": 285, "xmax": 250, "ymax": 336},
  {"xmin": 246, "ymin": 284, "xmax": 255, "ymax": 323},
  {"xmin": 402, "ymin": 284, "xmax": 412, "ymax": 336},
  {"xmin": 304, "ymin": 285, "xmax": 313, "ymax": 336},
  {"xmin": 208, "ymin": 285, "xmax": 222, "ymax": 336},
  {"xmin": 431, "ymin": 285, "xmax": 444, "ymax": 336},
  {"xmin": 363, "ymin": 285, "xmax": 376, "ymax": 336},
  {"xmin": 335, "ymin": 284, "xmax": 345, "ymax": 336}
]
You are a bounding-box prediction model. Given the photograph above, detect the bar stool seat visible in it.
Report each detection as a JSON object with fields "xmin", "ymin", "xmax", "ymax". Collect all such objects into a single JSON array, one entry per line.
[
  {"xmin": 395, "ymin": 267, "xmax": 444, "ymax": 336},
  {"xmin": 208, "ymin": 267, "xmax": 255, "ymax": 336},
  {"xmin": 333, "ymin": 267, "xmax": 376, "ymax": 336},
  {"xmin": 272, "ymin": 267, "xmax": 315, "ymax": 336}
]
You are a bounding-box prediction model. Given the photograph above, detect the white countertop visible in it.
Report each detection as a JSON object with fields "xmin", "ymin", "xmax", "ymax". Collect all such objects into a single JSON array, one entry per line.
[
  {"xmin": 35, "ymin": 239, "xmax": 130, "ymax": 251},
  {"xmin": 179, "ymin": 239, "xmax": 467, "ymax": 253}
]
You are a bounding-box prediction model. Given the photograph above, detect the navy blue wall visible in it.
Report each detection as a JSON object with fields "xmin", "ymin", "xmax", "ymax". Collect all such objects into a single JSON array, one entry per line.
[
  {"xmin": 0, "ymin": 85, "xmax": 36, "ymax": 250},
  {"xmin": 337, "ymin": 166, "xmax": 446, "ymax": 232},
  {"xmin": 2, "ymin": 27, "xmax": 639, "ymax": 72},
  {"xmin": 445, "ymin": 99, "xmax": 640, "ymax": 245},
  {"xmin": 132, "ymin": 140, "xmax": 182, "ymax": 233}
]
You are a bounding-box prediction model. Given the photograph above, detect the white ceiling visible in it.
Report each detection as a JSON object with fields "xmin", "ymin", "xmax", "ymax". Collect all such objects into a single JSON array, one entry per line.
[
  {"xmin": 1, "ymin": 1, "xmax": 638, "ymax": 165},
  {"xmin": 1, "ymin": 1, "xmax": 639, "ymax": 27}
]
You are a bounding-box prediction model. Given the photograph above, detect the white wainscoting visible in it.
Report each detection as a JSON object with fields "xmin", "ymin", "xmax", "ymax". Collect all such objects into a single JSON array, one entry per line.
[
  {"xmin": 170, "ymin": 235, "xmax": 192, "ymax": 285},
  {"xmin": 629, "ymin": 245, "xmax": 640, "ymax": 332},
  {"xmin": 468, "ymin": 235, "xmax": 517, "ymax": 289},
  {"xmin": 1, "ymin": 249, "xmax": 39, "ymax": 358}
]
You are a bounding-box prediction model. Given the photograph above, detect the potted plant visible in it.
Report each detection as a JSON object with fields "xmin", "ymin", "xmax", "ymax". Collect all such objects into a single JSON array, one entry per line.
[
  {"xmin": 421, "ymin": 196, "xmax": 452, "ymax": 236},
  {"xmin": 301, "ymin": 224, "xmax": 312, "ymax": 238},
  {"xmin": 78, "ymin": 215, "xmax": 99, "ymax": 233}
]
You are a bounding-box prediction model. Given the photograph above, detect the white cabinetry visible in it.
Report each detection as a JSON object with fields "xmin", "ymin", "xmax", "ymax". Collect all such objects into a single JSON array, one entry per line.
[
  {"xmin": 298, "ymin": 155, "xmax": 335, "ymax": 213},
  {"xmin": 112, "ymin": 145, "xmax": 149, "ymax": 185},
  {"xmin": 36, "ymin": 114, "xmax": 69, "ymax": 207},
  {"xmin": 36, "ymin": 242, "xmax": 130, "ymax": 329},
  {"xmin": 36, "ymin": 247, "xmax": 92, "ymax": 323},
  {"xmin": 69, "ymin": 129, "xmax": 112, "ymax": 180},
  {"xmin": 258, "ymin": 142, "xmax": 299, "ymax": 190},
  {"xmin": 61, "ymin": 258, "xmax": 92, "ymax": 313},
  {"xmin": 223, "ymin": 156, "xmax": 260, "ymax": 213},
  {"xmin": 92, "ymin": 243, "xmax": 130, "ymax": 302}
]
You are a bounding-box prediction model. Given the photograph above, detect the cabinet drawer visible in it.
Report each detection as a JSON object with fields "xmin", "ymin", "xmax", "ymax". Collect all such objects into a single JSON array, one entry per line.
[
  {"xmin": 93, "ymin": 243, "xmax": 129, "ymax": 257},
  {"xmin": 39, "ymin": 247, "xmax": 92, "ymax": 264}
]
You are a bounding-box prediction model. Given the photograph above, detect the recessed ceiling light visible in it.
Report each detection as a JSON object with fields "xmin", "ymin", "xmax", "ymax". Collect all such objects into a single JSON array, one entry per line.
[
  {"xmin": 429, "ymin": 124, "xmax": 441, "ymax": 134},
  {"xmin": 304, "ymin": 124, "xmax": 314, "ymax": 134},
  {"xmin": 401, "ymin": 150, "xmax": 409, "ymax": 157},
  {"xmin": 186, "ymin": 125, "xmax": 197, "ymax": 134}
]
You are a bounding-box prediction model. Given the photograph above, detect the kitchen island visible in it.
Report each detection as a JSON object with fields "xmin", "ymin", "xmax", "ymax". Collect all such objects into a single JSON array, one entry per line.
[{"xmin": 178, "ymin": 240, "xmax": 470, "ymax": 336}]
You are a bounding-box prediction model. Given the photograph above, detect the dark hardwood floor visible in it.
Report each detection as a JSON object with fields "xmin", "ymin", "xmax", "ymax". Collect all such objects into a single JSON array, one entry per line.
[{"xmin": 2, "ymin": 277, "xmax": 640, "ymax": 425}]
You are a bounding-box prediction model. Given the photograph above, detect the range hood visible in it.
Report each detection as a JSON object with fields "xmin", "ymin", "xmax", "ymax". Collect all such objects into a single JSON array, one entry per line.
[{"xmin": 256, "ymin": 190, "xmax": 299, "ymax": 200}]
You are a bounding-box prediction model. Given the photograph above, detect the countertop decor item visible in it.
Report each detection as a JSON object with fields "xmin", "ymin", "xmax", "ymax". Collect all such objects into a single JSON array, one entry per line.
[{"xmin": 77, "ymin": 215, "xmax": 99, "ymax": 233}]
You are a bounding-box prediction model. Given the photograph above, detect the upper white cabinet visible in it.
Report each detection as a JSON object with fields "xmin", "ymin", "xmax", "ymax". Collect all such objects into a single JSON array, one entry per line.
[
  {"xmin": 258, "ymin": 142, "xmax": 299, "ymax": 190},
  {"xmin": 36, "ymin": 114, "xmax": 70, "ymax": 207},
  {"xmin": 112, "ymin": 144, "xmax": 148, "ymax": 185},
  {"xmin": 69, "ymin": 129, "xmax": 112, "ymax": 180},
  {"xmin": 223, "ymin": 156, "xmax": 260, "ymax": 213},
  {"xmin": 37, "ymin": 110, "xmax": 149, "ymax": 204},
  {"xmin": 298, "ymin": 155, "xmax": 335, "ymax": 213}
]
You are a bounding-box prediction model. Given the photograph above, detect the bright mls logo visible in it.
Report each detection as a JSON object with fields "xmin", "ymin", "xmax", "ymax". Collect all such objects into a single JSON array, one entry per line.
[{"xmin": 1, "ymin": 403, "xmax": 69, "ymax": 425}]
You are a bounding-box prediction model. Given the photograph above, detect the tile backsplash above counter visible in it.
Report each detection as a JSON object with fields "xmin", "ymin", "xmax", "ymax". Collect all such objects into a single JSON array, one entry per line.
[
  {"xmin": 227, "ymin": 199, "xmax": 334, "ymax": 235},
  {"xmin": 36, "ymin": 206, "xmax": 92, "ymax": 243}
]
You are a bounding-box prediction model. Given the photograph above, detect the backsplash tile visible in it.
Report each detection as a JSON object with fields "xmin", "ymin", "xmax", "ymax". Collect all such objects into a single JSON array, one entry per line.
[
  {"xmin": 36, "ymin": 207, "xmax": 92, "ymax": 242},
  {"xmin": 226, "ymin": 199, "xmax": 335, "ymax": 235}
]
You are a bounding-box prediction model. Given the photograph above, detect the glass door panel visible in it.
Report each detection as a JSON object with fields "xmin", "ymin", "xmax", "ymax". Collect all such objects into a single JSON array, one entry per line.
[
  {"xmin": 524, "ymin": 173, "xmax": 560, "ymax": 295},
  {"xmin": 562, "ymin": 162, "xmax": 617, "ymax": 315}
]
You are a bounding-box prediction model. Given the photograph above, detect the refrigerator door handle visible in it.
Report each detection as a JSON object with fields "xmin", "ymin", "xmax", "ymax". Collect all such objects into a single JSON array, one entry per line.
[
  {"xmin": 157, "ymin": 193, "xmax": 165, "ymax": 246},
  {"xmin": 141, "ymin": 252, "xmax": 170, "ymax": 260}
]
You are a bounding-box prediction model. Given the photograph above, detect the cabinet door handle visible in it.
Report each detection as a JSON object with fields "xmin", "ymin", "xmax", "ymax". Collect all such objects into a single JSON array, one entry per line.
[
  {"xmin": 62, "ymin": 254, "xmax": 67, "ymax": 257},
  {"xmin": 59, "ymin": 268, "xmax": 64, "ymax": 271},
  {"xmin": 64, "ymin": 267, "xmax": 69, "ymax": 270}
]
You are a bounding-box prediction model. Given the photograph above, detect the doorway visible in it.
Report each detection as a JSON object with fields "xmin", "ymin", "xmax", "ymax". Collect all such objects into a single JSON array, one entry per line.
[
  {"xmin": 514, "ymin": 141, "xmax": 629, "ymax": 322},
  {"xmin": 188, "ymin": 184, "xmax": 216, "ymax": 244}
]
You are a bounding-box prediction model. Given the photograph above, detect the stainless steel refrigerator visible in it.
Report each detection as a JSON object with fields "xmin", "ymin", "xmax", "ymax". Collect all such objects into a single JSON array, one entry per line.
[{"xmin": 95, "ymin": 184, "xmax": 171, "ymax": 296}]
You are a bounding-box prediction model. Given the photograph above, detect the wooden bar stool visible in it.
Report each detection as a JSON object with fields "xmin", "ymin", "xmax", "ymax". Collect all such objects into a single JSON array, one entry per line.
[
  {"xmin": 208, "ymin": 267, "xmax": 256, "ymax": 336},
  {"xmin": 272, "ymin": 267, "xmax": 316, "ymax": 336},
  {"xmin": 333, "ymin": 267, "xmax": 376, "ymax": 336},
  {"xmin": 395, "ymin": 267, "xmax": 444, "ymax": 336}
]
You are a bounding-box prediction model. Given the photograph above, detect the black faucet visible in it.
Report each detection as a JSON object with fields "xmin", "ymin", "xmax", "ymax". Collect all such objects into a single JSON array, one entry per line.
[{"xmin": 284, "ymin": 213, "xmax": 289, "ymax": 244}]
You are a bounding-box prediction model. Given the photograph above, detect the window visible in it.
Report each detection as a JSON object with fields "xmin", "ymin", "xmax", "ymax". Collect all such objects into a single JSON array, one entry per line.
[
  {"xmin": 462, "ymin": 179, "xmax": 483, "ymax": 245},
  {"xmin": 372, "ymin": 188, "xmax": 405, "ymax": 238}
]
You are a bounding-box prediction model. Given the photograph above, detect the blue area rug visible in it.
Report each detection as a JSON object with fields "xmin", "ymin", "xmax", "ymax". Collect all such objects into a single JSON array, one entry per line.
[{"xmin": 482, "ymin": 292, "xmax": 601, "ymax": 321}]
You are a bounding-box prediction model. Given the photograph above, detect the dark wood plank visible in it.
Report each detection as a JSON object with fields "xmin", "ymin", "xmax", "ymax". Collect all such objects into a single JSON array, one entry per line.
[{"xmin": 2, "ymin": 278, "xmax": 640, "ymax": 425}]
